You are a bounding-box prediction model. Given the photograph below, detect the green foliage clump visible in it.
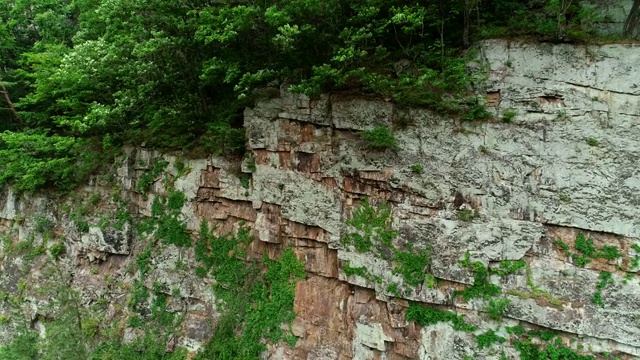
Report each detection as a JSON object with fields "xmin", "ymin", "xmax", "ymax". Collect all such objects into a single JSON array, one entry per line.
[
  {"xmin": 555, "ymin": 234, "xmax": 623, "ymax": 268},
  {"xmin": 393, "ymin": 249, "xmax": 431, "ymax": 287},
  {"xmin": 506, "ymin": 325, "xmax": 525, "ymax": 336},
  {"xmin": 343, "ymin": 199, "xmax": 397, "ymax": 253},
  {"xmin": 514, "ymin": 340, "xmax": 595, "ymax": 360},
  {"xmin": 501, "ymin": 109, "xmax": 517, "ymax": 123},
  {"xmin": 343, "ymin": 199, "xmax": 433, "ymax": 288},
  {"xmin": 343, "ymin": 263, "xmax": 371, "ymax": 278},
  {"xmin": 484, "ymin": 298, "xmax": 511, "ymax": 320},
  {"xmin": 195, "ymin": 221, "xmax": 305, "ymax": 359},
  {"xmin": 0, "ymin": 133, "xmax": 106, "ymax": 193},
  {"xmin": 90, "ymin": 336, "xmax": 188, "ymax": 360},
  {"xmin": 128, "ymin": 279, "xmax": 150, "ymax": 312},
  {"xmin": 463, "ymin": 102, "xmax": 492, "ymax": 121},
  {"xmin": 476, "ymin": 330, "xmax": 506, "ymax": 349},
  {"xmin": 144, "ymin": 193, "xmax": 191, "ymax": 247},
  {"xmin": 598, "ymin": 245, "xmax": 623, "ymax": 260},
  {"xmin": 0, "ymin": 331, "xmax": 39, "ymax": 360},
  {"xmin": 406, "ymin": 303, "xmax": 476, "ymax": 332},
  {"xmin": 361, "ymin": 126, "xmax": 397, "ymax": 150},
  {"xmin": 136, "ymin": 160, "xmax": 170, "ymax": 194},
  {"xmin": 574, "ymin": 233, "xmax": 596, "ymax": 257},
  {"xmin": 49, "ymin": 241, "xmax": 66, "ymax": 259},
  {"xmin": 491, "ymin": 260, "xmax": 527, "ymax": 276},
  {"xmin": 592, "ymin": 271, "xmax": 613, "ymax": 308},
  {"xmin": 456, "ymin": 252, "xmax": 501, "ymax": 301},
  {"xmin": 410, "ymin": 164, "xmax": 424, "ymax": 175},
  {"xmin": 457, "ymin": 209, "xmax": 479, "ymax": 221}
]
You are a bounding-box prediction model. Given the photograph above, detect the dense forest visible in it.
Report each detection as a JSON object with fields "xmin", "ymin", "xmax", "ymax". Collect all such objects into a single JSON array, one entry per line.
[{"xmin": 0, "ymin": 0, "xmax": 639, "ymax": 193}]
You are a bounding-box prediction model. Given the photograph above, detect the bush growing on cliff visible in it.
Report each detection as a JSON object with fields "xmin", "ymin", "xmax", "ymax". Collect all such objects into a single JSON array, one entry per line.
[{"xmin": 361, "ymin": 126, "xmax": 398, "ymax": 150}]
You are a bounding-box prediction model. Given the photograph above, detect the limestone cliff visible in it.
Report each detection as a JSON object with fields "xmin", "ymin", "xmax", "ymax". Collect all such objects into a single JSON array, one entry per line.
[{"xmin": 1, "ymin": 39, "xmax": 640, "ymax": 359}]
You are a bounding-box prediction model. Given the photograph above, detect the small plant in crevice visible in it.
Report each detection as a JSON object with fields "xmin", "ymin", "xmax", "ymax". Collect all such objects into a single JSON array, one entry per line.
[
  {"xmin": 342, "ymin": 199, "xmax": 433, "ymax": 289},
  {"xmin": 556, "ymin": 110, "xmax": 568, "ymax": 120},
  {"xmin": 463, "ymin": 101, "xmax": 492, "ymax": 122},
  {"xmin": 554, "ymin": 233, "xmax": 623, "ymax": 268},
  {"xmin": 490, "ymin": 260, "xmax": 527, "ymax": 276},
  {"xmin": 361, "ymin": 125, "xmax": 398, "ymax": 150},
  {"xmin": 343, "ymin": 262, "xmax": 381, "ymax": 284},
  {"xmin": 630, "ymin": 244, "xmax": 640, "ymax": 270},
  {"xmin": 49, "ymin": 242, "xmax": 66, "ymax": 259},
  {"xmin": 457, "ymin": 209, "xmax": 479, "ymax": 222},
  {"xmin": 484, "ymin": 298, "xmax": 511, "ymax": 320},
  {"xmin": 136, "ymin": 159, "xmax": 170, "ymax": 195},
  {"xmin": 501, "ymin": 109, "xmax": 517, "ymax": 123},
  {"xmin": 592, "ymin": 271, "xmax": 614, "ymax": 308},
  {"xmin": 239, "ymin": 174, "xmax": 251, "ymax": 189},
  {"xmin": 410, "ymin": 163, "xmax": 424, "ymax": 175},
  {"xmin": 456, "ymin": 252, "xmax": 501, "ymax": 301},
  {"xmin": 476, "ymin": 329, "xmax": 506, "ymax": 349},
  {"xmin": 586, "ymin": 137, "xmax": 599, "ymax": 147},
  {"xmin": 405, "ymin": 303, "xmax": 476, "ymax": 332}
]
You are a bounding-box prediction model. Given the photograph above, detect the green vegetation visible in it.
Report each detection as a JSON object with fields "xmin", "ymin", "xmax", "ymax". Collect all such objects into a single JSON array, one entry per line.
[
  {"xmin": 194, "ymin": 221, "xmax": 305, "ymax": 359},
  {"xmin": 49, "ymin": 241, "xmax": 66, "ymax": 259},
  {"xmin": 411, "ymin": 164, "xmax": 425, "ymax": 175},
  {"xmin": 342, "ymin": 199, "xmax": 433, "ymax": 289},
  {"xmin": 0, "ymin": 260, "xmax": 187, "ymax": 360},
  {"xmin": 137, "ymin": 160, "xmax": 170, "ymax": 194},
  {"xmin": 501, "ymin": 109, "xmax": 517, "ymax": 123},
  {"xmin": 491, "ymin": 260, "xmax": 527, "ymax": 276},
  {"xmin": 476, "ymin": 330, "xmax": 506, "ymax": 349},
  {"xmin": 456, "ymin": 252, "xmax": 501, "ymax": 301},
  {"xmin": 343, "ymin": 262, "xmax": 382, "ymax": 284},
  {"xmin": 514, "ymin": 340, "xmax": 594, "ymax": 360},
  {"xmin": 484, "ymin": 298, "xmax": 511, "ymax": 320},
  {"xmin": 457, "ymin": 209, "xmax": 479, "ymax": 221},
  {"xmin": 405, "ymin": 303, "xmax": 476, "ymax": 332},
  {"xmin": 554, "ymin": 234, "xmax": 623, "ymax": 268},
  {"xmin": 463, "ymin": 102, "xmax": 492, "ymax": 121},
  {"xmin": 140, "ymin": 191, "xmax": 190, "ymax": 247},
  {"xmin": 586, "ymin": 137, "xmax": 599, "ymax": 147},
  {"xmin": 592, "ymin": 271, "xmax": 614, "ymax": 308},
  {"xmin": 631, "ymin": 244, "xmax": 640, "ymax": 269},
  {"xmin": 343, "ymin": 199, "xmax": 397, "ymax": 253},
  {"xmin": 361, "ymin": 126, "xmax": 397, "ymax": 150},
  {"xmin": 506, "ymin": 325, "xmax": 525, "ymax": 336}
]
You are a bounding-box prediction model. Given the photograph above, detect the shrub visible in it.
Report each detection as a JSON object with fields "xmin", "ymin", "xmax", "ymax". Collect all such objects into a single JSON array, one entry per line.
[
  {"xmin": 502, "ymin": 109, "xmax": 517, "ymax": 123},
  {"xmin": 411, "ymin": 164, "xmax": 424, "ymax": 175},
  {"xmin": 50, "ymin": 242, "xmax": 66, "ymax": 259},
  {"xmin": 361, "ymin": 126, "xmax": 397, "ymax": 150}
]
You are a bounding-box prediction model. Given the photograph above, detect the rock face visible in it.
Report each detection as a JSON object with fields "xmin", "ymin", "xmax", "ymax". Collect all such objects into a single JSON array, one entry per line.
[{"xmin": 1, "ymin": 39, "xmax": 640, "ymax": 359}]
